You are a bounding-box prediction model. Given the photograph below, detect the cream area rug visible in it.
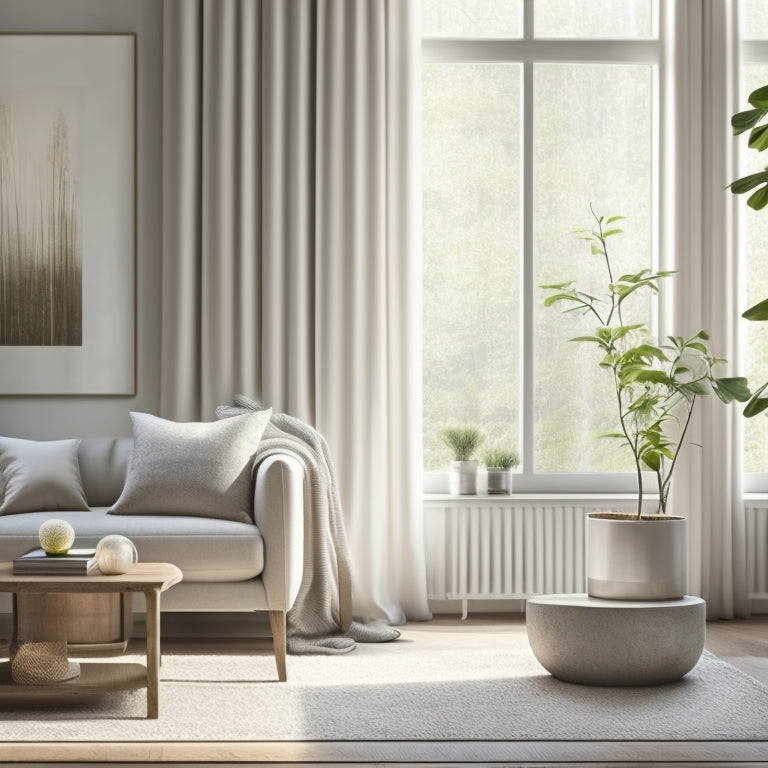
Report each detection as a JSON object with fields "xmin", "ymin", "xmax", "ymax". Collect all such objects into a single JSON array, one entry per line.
[{"xmin": 1, "ymin": 628, "xmax": 768, "ymax": 742}]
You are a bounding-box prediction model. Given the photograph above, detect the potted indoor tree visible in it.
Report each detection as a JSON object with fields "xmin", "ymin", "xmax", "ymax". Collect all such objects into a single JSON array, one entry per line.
[
  {"xmin": 541, "ymin": 207, "xmax": 751, "ymax": 599},
  {"xmin": 483, "ymin": 448, "xmax": 519, "ymax": 494},
  {"xmin": 441, "ymin": 425, "xmax": 484, "ymax": 495}
]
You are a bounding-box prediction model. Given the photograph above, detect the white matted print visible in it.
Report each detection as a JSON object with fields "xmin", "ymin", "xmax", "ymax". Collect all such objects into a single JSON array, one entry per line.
[{"xmin": 0, "ymin": 34, "xmax": 135, "ymax": 395}]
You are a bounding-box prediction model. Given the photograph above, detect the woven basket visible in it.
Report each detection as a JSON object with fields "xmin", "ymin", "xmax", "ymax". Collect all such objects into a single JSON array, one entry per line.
[{"xmin": 10, "ymin": 639, "xmax": 80, "ymax": 685}]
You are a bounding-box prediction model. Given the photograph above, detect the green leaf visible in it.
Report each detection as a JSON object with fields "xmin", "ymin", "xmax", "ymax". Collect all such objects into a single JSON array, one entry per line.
[
  {"xmin": 543, "ymin": 294, "xmax": 578, "ymax": 307},
  {"xmin": 743, "ymin": 296, "xmax": 768, "ymax": 321},
  {"xmin": 728, "ymin": 171, "xmax": 768, "ymax": 194},
  {"xmin": 712, "ymin": 377, "xmax": 752, "ymax": 403},
  {"xmin": 610, "ymin": 323, "xmax": 646, "ymax": 340},
  {"xmin": 679, "ymin": 380, "xmax": 708, "ymax": 396},
  {"xmin": 744, "ymin": 382, "xmax": 768, "ymax": 417},
  {"xmin": 748, "ymin": 184, "xmax": 768, "ymax": 210},
  {"xmin": 745, "ymin": 396, "xmax": 768, "ymax": 417},
  {"xmin": 641, "ymin": 451, "xmax": 662, "ymax": 472},
  {"xmin": 606, "ymin": 215, "xmax": 625, "ymax": 224},
  {"xmin": 732, "ymin": 107, "xmax": 768, "ymax": 135},
  {"xmin": 625, "ymin": 369, "xmax": 671, "ymax": 385},
  {"xmin": 569, "ymin": 335, "xmax": 606, "ymax": 345},
  {"xmin": 631, "ymin": 343, "xmax": 667, "ymax": 360},
  {"xmin": 749, "ymin": 84, "xmax": 768, "ymax": 109},
  {"xmin": 540, "ymin": 281, "xmax": 574, "ymax": 290},
  {"xmin": 750, "ymin": 124, "xmax": 768, "ymax": 152}
]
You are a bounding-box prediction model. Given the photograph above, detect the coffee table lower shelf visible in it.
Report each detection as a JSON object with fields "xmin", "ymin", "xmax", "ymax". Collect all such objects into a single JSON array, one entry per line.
[
  {"xmin": 0, "ymin": 561, "xmax": 183, "ymax": 718},
  {"xmin": 0, "ymin": 660, "xmax": 147, "ymax": 701}
]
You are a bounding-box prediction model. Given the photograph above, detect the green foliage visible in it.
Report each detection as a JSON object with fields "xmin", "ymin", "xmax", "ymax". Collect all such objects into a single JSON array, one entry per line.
[
  {"xmin": 441, "ymin": 426, "xmax": 484, "ymax": 462},
  {"xmin": 483, "ymin": 447, "xmax": 520, "ymax": 470},
  {"xmin": 541, "ymin": 207, "xmax": 751, "ymax": 517},
  {"xmin": 730, "ymin": 84, "xmax": 768, "ymax": 419}
]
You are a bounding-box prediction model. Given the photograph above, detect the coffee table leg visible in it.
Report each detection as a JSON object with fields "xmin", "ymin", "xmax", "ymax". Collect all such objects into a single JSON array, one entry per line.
[
  {"xmin": 10, "ymin": 593, "xmax": 18, "ymax": 650},
  {"xmin": 145, "ymin": 588, "xmax": 160, "ymax": 718}
]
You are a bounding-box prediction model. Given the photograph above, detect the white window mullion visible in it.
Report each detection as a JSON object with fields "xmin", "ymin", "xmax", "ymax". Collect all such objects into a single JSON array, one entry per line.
[
  {"xmin": 423, "ymin": 38, "xmax": 660, "ymax": 64},
  {"xmin": 520, "ymin": 59, "xmax": 534, "ymax": 488},
  {"xmin": 523, "ymin": 0, "xmax": 534, "ymax": 40}
]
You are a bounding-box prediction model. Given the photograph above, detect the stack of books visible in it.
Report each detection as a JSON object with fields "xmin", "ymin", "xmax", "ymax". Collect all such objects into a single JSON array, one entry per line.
[{"xmin": 13, "ymin": 547, "xmax": 99, "ymax": 576}]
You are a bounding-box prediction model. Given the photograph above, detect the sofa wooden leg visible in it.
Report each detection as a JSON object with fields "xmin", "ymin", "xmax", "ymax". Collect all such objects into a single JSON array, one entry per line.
[{"xmin": 268, "ymin": 610, "xmax": 287, "ymax": 682}]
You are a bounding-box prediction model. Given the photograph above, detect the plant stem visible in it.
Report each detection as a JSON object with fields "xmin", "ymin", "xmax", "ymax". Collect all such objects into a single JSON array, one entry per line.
[
  {"xmin": 612, "ymin": 364, "xmax": 644, "ymax": 517},
  {"xmin": 590, "ymin": 205, "xmax": 622, "ymax": 330},
  {"xmin": 659, "ymin": 394, "xmax": 697, "ymax": 515}
]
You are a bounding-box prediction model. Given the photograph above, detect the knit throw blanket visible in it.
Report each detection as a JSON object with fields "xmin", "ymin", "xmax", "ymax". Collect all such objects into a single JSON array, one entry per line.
[{"xmin": 216, "ymin": 395, "xmax": 400, "ymax": 654}]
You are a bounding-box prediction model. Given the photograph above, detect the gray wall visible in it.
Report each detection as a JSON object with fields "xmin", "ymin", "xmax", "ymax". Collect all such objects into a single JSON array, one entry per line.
[{"xmin": 0, "ymin": 0, "xmax": 163, "ymax": 438}]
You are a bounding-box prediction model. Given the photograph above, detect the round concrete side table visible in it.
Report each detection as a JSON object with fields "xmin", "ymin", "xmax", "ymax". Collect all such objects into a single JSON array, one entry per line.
[{"xmin": 526, "ymin": 593, "xmax": 706, "ymax": 686}]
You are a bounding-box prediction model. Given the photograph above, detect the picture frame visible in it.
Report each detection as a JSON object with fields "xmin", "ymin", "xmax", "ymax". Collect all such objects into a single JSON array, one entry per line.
[{"xmin": 0, "ymin": 33, "xmax": 136, "ymax": 395}]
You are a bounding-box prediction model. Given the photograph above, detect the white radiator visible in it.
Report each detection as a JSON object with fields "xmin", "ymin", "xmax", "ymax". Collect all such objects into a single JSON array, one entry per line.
[
  {"xmin": 424, "ymin": 500, "xmax": 589, "ymax": 618},
  {"xmin": 746, "ymin": 505, "xmax": 768, "ymax": 599},
  {"xmin": 425, "ymin": 500, "xmax": 768, "ymax": 616}
]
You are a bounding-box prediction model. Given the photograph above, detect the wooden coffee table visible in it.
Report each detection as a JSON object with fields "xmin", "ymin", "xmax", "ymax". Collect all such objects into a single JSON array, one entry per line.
[{"xmin": 0, "ymin": 562, "xmax": 182, "ymax": 718}]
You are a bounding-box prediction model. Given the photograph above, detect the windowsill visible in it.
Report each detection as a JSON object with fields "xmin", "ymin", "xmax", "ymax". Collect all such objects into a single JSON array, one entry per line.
[
  {"xmin": 425, "ymin": 492, "xmax": 768, "ymax": 504},
  {"xmin": 424, "ymin": 492, "xmax": 651, "ymax": 503}
]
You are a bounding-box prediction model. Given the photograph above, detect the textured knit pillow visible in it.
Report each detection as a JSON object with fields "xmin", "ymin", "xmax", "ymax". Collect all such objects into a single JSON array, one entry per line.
[
  {"xmin": 0, "ymin": 437, "xmax": 89, "ymax": 515},
  {"xmin": 108, "ymin": 410, "xmax": 271, "ymax": 522}
]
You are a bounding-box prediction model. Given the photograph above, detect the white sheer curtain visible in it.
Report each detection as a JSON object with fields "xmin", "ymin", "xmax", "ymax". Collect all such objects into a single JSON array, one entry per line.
[
  {"xmin": 669, "ymin": 0, "xmax": 749, "ymax": 618},
  {"xmin": 161, "ymin": 0, "xmax": 431, "ymax": 624}
]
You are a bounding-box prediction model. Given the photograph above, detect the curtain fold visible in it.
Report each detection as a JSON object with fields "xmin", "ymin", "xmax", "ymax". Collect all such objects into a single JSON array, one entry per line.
[
  {"xmin": 700, "ymin": 0, "xmax": 749, "ymax": 619},
  {"xmin": 161, "ymin": 0, "xmax": 430, "ymax": 624},
  {"xmin": 671, "ymin": 0, "xmax": 748, "ymax": 619}
]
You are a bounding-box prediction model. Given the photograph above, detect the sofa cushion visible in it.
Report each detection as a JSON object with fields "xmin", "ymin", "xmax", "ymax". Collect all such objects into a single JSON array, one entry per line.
[
  {"xmin": 78, "ymin": 437, "xmax": 133, "ymax": 507},
  {"xmin": 0, "ymin": 437, "xmax": 89, "ymax": 516},
  {"xmin": 0, "ymin": 509, "xmax": 264, "ymax": 581},
  {"xmin": 109, "ymin": 410, "xmax": 271, "ymax": 523}
]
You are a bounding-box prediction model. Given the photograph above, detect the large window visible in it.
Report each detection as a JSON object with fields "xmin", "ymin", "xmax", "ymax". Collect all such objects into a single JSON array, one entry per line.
[
  {"xmin": 741, "ymin": 2, "xmax": 768, "ymax": 479},
  {"xmin": 422, "ymin": 0, "xmax": 660, "ymax": 491}
]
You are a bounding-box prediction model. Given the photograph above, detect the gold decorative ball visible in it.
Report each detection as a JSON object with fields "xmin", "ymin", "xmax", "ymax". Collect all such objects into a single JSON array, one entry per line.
[{"xmin": 38, "ymin": 519, "xmax": 76, "ymax": 555}]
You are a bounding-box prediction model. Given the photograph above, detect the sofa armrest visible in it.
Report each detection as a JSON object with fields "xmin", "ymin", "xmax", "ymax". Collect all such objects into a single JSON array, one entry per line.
[{"xmin": 253, "ymin": 453, "xmax": 305, "ymax": 612}]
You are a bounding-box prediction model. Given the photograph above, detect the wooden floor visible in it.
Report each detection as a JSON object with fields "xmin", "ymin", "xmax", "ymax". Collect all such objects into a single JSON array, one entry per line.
[{"xmin": 2, "ymin": 611, "xmax": 768, "ymax": 768}]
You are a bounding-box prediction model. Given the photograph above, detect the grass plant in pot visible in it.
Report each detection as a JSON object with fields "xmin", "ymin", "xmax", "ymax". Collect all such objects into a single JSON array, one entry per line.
[
  {"xmin": 542, "ymin": 207, "xmax": 751, "ymax": 600},
  {"xmin": 483, "ymin": 448, "xmax": 519, "ymax": 495},
  {"xmin": 442, "ymin": 425, "xmax": 484, "ymax": 495}
]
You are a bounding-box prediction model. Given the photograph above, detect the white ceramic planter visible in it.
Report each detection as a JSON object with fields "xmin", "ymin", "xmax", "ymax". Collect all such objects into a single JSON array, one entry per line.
[
  {"xmin": 586, "ymin": 512, "xmax": 688, "ymax": 600},
  {"xmin": 449, "ymin": 460, "xmax": 478, "ymax": 495}
]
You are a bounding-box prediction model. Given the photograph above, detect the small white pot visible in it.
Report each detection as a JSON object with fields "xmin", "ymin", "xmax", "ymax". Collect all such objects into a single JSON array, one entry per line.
[
  {"xmin": 449, "ymin": 460, "xmax": 478, "ymax": 495},
  {"xmin": 486, "ymin": 468, "xmax": 512, "ymax": 494},
  {"xmin": 587, "ymin": 512, "xmax": 688, "ymax": 600}
]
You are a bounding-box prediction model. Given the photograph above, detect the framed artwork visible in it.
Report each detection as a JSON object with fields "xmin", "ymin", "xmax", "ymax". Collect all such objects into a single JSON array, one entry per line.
[{"xmin": 0, "ymin": 34, "xmax": 135, "ymax": 395}]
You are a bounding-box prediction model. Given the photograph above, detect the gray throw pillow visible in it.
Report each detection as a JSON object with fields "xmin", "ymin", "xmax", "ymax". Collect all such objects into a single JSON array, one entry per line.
[
  {"xmin": 108, "ymin": 409, "xmax": 272, "ymax": 522},
  {"xmin": 0, "ymin": 437, "xmax": 89, "ymax": 515}
]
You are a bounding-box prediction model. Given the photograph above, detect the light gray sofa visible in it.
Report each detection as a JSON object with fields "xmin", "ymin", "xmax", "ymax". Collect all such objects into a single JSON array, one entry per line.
[{"xmin": 0, "ymin": 435, "xmax": 305, "ymax": 681}]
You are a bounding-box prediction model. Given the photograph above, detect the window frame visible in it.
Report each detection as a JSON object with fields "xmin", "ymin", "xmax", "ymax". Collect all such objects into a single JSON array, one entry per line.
[
  {"xmin": 740, "ymin": 37, "xmax": 768, "ymax": 494},
  {"xmin": 422, "ymin": 2, "xmax": 666, "ymax": 494}
]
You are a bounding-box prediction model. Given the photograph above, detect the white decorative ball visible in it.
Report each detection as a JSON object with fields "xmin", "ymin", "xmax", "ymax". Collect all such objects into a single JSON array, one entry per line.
[
  {"xmin": 38, "ymin": 519, "xmax": 76, "ymax": 555},
  {"xmin": 95, "ymin": 535, "xmax": 138, "ymax": 574}
]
